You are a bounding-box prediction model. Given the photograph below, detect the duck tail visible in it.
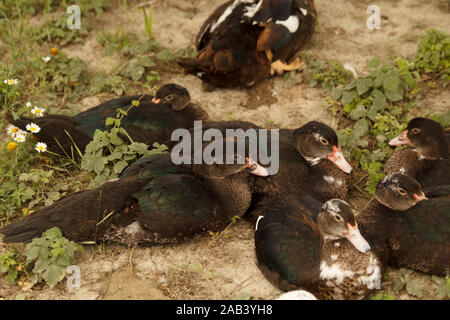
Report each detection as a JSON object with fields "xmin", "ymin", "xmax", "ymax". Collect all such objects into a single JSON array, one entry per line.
[
  {"xmin": 0, "ymin": 177, "xmax": 145, "ymax": 243},
  {"xmin": 5, "ymin": 113, "xmax": 34, "ymax": 131},
  {"xmin": 177, "ymin": 57, "xmax": 200, "ymax": 74}
]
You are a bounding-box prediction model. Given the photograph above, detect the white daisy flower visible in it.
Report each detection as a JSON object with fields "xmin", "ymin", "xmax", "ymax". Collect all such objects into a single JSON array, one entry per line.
[
  {"xmin": 3, "ymin": 79, "xmax": 18, "ymax": 86},
  {"xmin": 26, "ymin": 123, "xmax": 41, "ymax": 133},
  {"xmin": 42, "ymin": 56, "xmax": 51, "ymax": 62},
  {"xmin": 14, "ymin": 133, "xmax": 26, "ymax": 143},
  {"xmin": 31, "ymin": 106, "xmax": 45, "ymax": 117},
  {"xmin": 35, "ymin": 142, "xmax": 47, "ymax": 153},
  {"xmin": 25, "ymin": 102, "xmax": 32, "ymax": 108},
  {"xmin": 6, "ymin": 124, "xmax": 20, "ymax": 137}
]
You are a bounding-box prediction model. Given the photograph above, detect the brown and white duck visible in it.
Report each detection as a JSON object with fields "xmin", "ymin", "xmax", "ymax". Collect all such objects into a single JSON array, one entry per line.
[
  {"xmin": 247, "ymin": 121, "xmax": 353, "ymax": 223},
  {"xmin": 179, "ymin": 0, "xmax": 316, "ymax": 87},
  {"xmin": 255, "ymin": 197, "xmax": 381, "ymax": 300},
  {"xmin": 385, "ymin": 117, "xmax": 449, "ymax": 197},
  {"xmin": 358, "ymin": 173, "xmax": 449, "ymax": 276}
]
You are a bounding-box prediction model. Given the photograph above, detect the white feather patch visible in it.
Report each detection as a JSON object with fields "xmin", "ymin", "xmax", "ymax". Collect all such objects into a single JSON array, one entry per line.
[
  {"xmin": 320, "ymin": 261, "xmax": 355, "ymax": 284},
  {"xmin": 275, "ymin": 15, "xmax": 300, "ymax": 33},
  {"xmin": 255, "ymin": 215, "xmax": 264, "ymax": 231},
  {"xmin": 210, "ymin": 0, "xmax": 243, "ymax": 33},
  {"xmin": 243, "ymin": 0, "xmax": 263, "ymax": 18}
]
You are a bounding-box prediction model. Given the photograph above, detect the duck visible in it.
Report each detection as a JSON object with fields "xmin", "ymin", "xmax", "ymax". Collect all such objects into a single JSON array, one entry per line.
[
  {"xmin": 0, "ymin": 136, "xmax": 269, "ymax": 246},
  {"xmin": 7, "ymin": 84, "xmax": 208, "ymax": 156},
  {"xmin": 358, "ymin": 173, "xmax": 449, "ymax": 276},
  {"xmin": 255, "ymin": 197, "xmax": 381, "ymax": 300},
  {"xmin": 385, "ymin": 117, "xmax": 448, "ymax": 179},
  {"xmin": 179, "ymin": 0, "xmax": 316, "ymax": 87},
  {"xmin": 246, "ymin": 121, "xmax": 353, "ymax": 224}
]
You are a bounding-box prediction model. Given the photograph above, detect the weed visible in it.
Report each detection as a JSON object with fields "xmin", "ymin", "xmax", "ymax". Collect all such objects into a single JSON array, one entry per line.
[
  {"xmin": 414, "ymin": 29, "xmax": 450, "ymax": 84},
  {"xmin": 331, "ymin": 57, "xmax": 419, "ymax": 193},
  {"xmin": 25, "ymin": 227, "xmax": 84, "ymax": 287},
  {"xmin": 0, "ymin": 249, "xmax": 22, "ymax": 284}
]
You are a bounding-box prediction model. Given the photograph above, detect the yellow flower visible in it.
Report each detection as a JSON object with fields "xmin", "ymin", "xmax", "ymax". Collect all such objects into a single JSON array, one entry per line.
[
  {"xmin": 7, "ymin": 142, "xmax": 18, "ymax": 151},
  {"xmin": 6, "ymin": 124, "xmax": 19, "ymax": 136},
  {"xmin": 50, "ymin": 47, "xmax": 59, "ymax": 56},
  {"xmin": 35, "ymin": 142, "xmax": 47, "ymax": 153},
  {"xmin": 14, "ymin": 133, "xmax": 26, "ymax": 143},
  {"xmin": 3, "ymin": 79, "xmax": 18, "ymax": 86},
  {"xmin": 31, "ymin": 106, "xmax": 45, "ymax": 117},
  {"xmin": 26, "ymin": 123, "xmax": 41, "ymax": 133}
]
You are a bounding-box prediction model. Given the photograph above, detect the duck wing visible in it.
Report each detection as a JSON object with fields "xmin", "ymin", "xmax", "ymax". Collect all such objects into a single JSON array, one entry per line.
[
  {"xmin": 388, "ymin": 199, "xmax": 450, "ymax": 276},
  {"xmin": 255, "ymin": 199, "xmax": 323, "ymax": 291},
  {"xmin": 74, "ymin": 94, "xmax": 154, "ymax": 138}
]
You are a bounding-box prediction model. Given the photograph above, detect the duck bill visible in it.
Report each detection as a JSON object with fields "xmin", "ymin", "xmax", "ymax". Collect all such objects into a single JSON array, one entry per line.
[
  {"xmin": 152, "ymin": 97, "xmax": 161, "ymax": 104},
  {"xmin": 245, "ymin": 157, "xmax": 270, "ymax": 177},
  {"xmin": 344, "ymin": 223, "xmax": 370, "ymax": 253},
  {"xmin": 414, "ymin": 192, "xmax": 428, "ymax": 203},
  {"xmin": 327, "ymin": 146, "xmax": 353, "ymax": 173},
  {"xmin": 389, "ymin": 130, "xmax": 410, "ymax": 146}
]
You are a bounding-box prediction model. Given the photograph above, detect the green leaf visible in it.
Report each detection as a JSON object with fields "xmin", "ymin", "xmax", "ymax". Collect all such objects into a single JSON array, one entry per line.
[
  {"xmin": 353, "ymin": 118, "xmax": 370, "ymax": 137},
  {"xmin": 43, "ymin": 264, "xmax": 66, "ymax": 287},
  {"xmin": 406, "ymin": 279, "xmax": 423, "ymax": 298},
  {"xmin": 341, "ymin": 90, "xmax": 358, "ymax": 106},
  {"xmin": 356, "ymin": 78, "xmax": 374, "ymax": 95},
  {"xmin": 392, "ymin": 276, "xmax": 405, "ymax": 295},
  {"xmin": 331, "ymin": 88, "xmax": 343, "ymax": 101},
  {"xmin": 32, "ymin": 258, "xmax": 50, "ymax": 273},
  {"xmin": 434, "ymin": 280, "xmax": 447, "ymax": 299},
  {"xmin": 113, "ymin": 160, "xmax": 129, "ymax": 174},
  {"xmin": 43, "ymin": 227, "xmax": 63, "ymax": 240},
  {"xmin": 105, "ymin": 117, "xmax": 115, "ymax": 126},
  {"xmin": 6, "ymin": 268, "xmax": 18, "ymax": 284},
  {"xmin": 349, "ymin": 105, "xmax": 367, "ymax": 120},
  {"xmin": 368, "ymin": 58, "xmax": 381, "ymax": 69},
  {"xmin": 383, "ymin": 75, "xmax": 399, "ymax": 92},
  {"xmin": 384, "ymin": 90, "xmax": 403, "ymax": 102}
]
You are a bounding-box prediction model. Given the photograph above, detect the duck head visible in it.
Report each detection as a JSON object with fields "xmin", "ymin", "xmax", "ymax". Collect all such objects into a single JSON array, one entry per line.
[
  {"xmin": 318, "ymin": 199, "xmax": 370, "ymax": 253},
  {"xmin": 154, "ymin": 83, "xmax": 191, "ymax": 111},
  {"xmin": 292, "ymin": 121, "xmax": 353, "ymax": 173},
  {"xmin": 389, "ymin": 118, "xmax": 449, "ymax": 160},
  {"xmin": 375, "ymin": 173, "xmax": 428, "ymax": 211},
  {"xmin": 191, "ymin": 137, "xmax": 270, "ymax": 178}
]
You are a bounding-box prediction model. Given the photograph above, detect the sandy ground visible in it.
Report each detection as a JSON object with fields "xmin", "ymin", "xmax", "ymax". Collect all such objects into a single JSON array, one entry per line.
[{"xmin": 1, "ymin": 0, "xmax": 449, "ymax": 300}]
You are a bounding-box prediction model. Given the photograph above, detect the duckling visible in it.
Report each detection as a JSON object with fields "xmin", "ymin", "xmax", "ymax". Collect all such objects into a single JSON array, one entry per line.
[
  {"xmin": 179, "ymin": 0, "xmax": 316, "ymax": 87},
  {"xmin": 7, "ymin": 84, "xmax": 208, "ymax": 156},
  {"xmin": 0, "ymin": 136, "xmax": 268, "ymax": 246},
  {"xmin": 255, "ymin": 198, "xmax": 380, "ymax": 300},
  {"xmin": 358, "ymin": 173, "xmax": 449, "ymax": 276}
]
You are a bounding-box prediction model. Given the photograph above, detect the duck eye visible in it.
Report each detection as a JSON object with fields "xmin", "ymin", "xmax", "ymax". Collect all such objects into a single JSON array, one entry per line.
[
  {"xmin": 165, "ymin": 94, "xmax": 174, "ymax": 101},
  {"xmin": 320, "ymin": 138, "xmax": 329, "ymax": 145},
  {"xmin": 334, "ymin": 214, "xmax": 343, "ymax": 222},
  {"xmin": 411, "ymin": 128, "xmax": 421, "ymax": 135},
  {"xmin": 398, "ymin": 188, "xmax": 407, "ymax": 196}
]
